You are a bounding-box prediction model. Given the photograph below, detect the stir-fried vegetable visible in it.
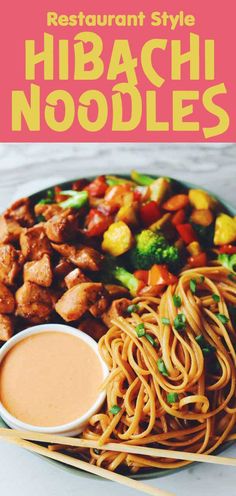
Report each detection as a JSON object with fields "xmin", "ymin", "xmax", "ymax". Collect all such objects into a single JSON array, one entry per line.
[
  {"xmin": 32, "ymin": 173, "xmax": 236, "ymax": 300},
  {"xmin": 218, "ymin": 253, "xmax": 236, "ymax": 272},
  {"xmin": 131, "ymin": 170, "xmax": 154, "ymax": 186},
  {"xmin": 189, "ymin": 189, "xmax": 217, "ymax": 210},
  {"xmin": 130, "ymin": 229, "xmax": 180, "ymax": 270},
  {"xmin": 140, "ymin": 201, "xmax": 161, "ymax": 227},
  {"xmin": 59, "ymin": 190, "xmax": 88, "ymax": 209},
  {"xmin": 214, "ymin": 214, "xmax": 236, "ymax": 245},
  {"xmin": 102, "ymin": 221, "xmax": 133, "ymax": 256}
]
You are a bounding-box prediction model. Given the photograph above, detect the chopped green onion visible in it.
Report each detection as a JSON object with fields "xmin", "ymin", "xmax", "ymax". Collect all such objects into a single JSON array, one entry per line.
[
  {"xmin": 199, "ymin": 275, "xmax": 205, "ymax": 283},
  {"xmin": 217, "ymin": 313, "xmax": 229, "ymax": 325},
  {"xmin": 161, "ymin": 317, "xmax": 170, "ymax": 325},
  {"xmin": 37, "ymin": 188, "xmax": 55, "ymax": 205},
  {"xmin": 195, "ymin": 335, "xmax": 206, "ymax": 347},
  {"xmin": 173, "ymin": 295, "xmax": 182, "ymax": 308},
  {"xmin": 212, "ymin": 294, "xmax": 220, "ymax": 303},
  {"xmin": 59, "ymin": 190, "xmax": 88, "ymax": 210},
  {"xmin": 135, "ymin": 323, "xmax": 146, "ymax": 337},
  {"xmin": 146, "ymin": 334, "xmax": 156, "ymax": 346},
  {"xmin": 94, "ymin": 448, "xmax": 101, "ymax": 455},
  {"xmin": 46, "ymin": 188, "xmax": 54, "ymax": 200},
  {"xmin": 127, "ymin": 304, "xmax": 140, "ymax": 314},
  {"xmin": 174, "ymin": 314, "xmax": 186, "ymax": 332},
  {"xmin": 157, "ymin": 358, "xmax": 169, "ymax": 377},
  {"xmin": 190, "ymin": 278, "xmax": 197, "ymax": 294},
  {"xmin": 167, "ymin": 392, "xmax": 179, "ymax": 404},
  {"xmin": 195, "ymin": 335, "xmax": 215, "ymax": 355},
  {"xmin": 110, "ymin": 405, "xmax": 121, "ymax": 415}
]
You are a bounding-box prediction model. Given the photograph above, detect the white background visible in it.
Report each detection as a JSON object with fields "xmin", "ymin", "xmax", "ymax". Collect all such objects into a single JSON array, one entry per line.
[{"xmin": 0, "ymin": 142, "xmax": 236, "ymax": 495}]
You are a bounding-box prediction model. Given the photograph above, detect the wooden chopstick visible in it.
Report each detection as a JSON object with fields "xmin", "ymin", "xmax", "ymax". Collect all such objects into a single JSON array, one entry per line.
[
  {"xmin": 0, "ymin": 427, "xmax": 236, "ymax": 467},
  {"xmin": 0, "ymin": 434, "xmax": 174, "ymax": 496}
]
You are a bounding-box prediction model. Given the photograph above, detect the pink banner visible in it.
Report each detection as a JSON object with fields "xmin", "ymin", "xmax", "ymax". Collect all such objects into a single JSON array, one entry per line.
[{"xmin": 0, "ymin": 0, "xmax": 235, "ymax": 141}]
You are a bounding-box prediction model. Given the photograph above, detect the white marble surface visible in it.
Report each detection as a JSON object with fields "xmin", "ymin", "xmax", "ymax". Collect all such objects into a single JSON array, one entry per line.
[{"xmin": 0, "ymin": 142, "xmax": 236, "ymax": 496}]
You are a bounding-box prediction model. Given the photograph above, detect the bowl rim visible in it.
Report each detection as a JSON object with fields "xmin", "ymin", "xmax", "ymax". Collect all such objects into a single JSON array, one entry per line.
[
  {"xmin": 0, "ymin": 324, "xmax": 109, "ymax": 435},
  {"xmin": 1, "ymin": 172, "xmax": 236, "ymax": 481}
]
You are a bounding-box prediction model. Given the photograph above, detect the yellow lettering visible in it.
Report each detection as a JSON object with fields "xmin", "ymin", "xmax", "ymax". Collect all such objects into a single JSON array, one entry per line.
[
  {"xmin": 74, "ymin": 32, "xmax": 104, "ymax": 80},
  {"xmin": 112, "ymin": 83, "xmax": 142, "ymax": 131},
  {"xmin": 172, "ymin": 33, "xmax": 199, "ymax": 80},
  {"xmin": 141, "ymin": 39, "xmax": 167, "ymax": 88},
  {"xmin": 45, "ymin": 90, "xmax": 75, "ymax": 131},
  {"xmin": 78, "ymin": 90, "xmax": 108, "ymax": 131},
  {"xmin": 12, "ymin": 84, "xmax": 40, "ymax": 131},
  {"xmin": 25, "ymin": 33, "xmax": 54, "ymax": 80},
  {"xmin": 108, "ymin": 40, "xmax": 137, "ymax": 85},
  {"xmin": 203, "ymin": 83, "xmax": 229, "ymax": 138},
  {"xmin": 173, "ymin": 91, "xmax": 199, "ymax": 131}
]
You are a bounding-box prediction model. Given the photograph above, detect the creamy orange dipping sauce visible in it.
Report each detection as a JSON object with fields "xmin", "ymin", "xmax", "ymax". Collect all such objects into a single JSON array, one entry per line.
[{"xmin": 0, "ymin": 332, "xmax": 103, "ymax": 427}]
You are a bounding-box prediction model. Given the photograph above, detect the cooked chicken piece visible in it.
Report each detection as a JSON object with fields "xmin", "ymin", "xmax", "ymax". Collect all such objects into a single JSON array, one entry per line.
[
  {"xmin": 0, "ymin": 282, "xmax": 15, "ymax": 314},
  {"xmin": 0, "ymin": 215, "xmax": 23, "ymax": 243},
  {"xmin": 51, "ymin": 243, "xmax": 103, "ymax": 271},
  {"xmin": 34, "ymin": 203, "xmax": 63, "ymax": 221},
  {"xmin": 64, "ymin": 268, "xmax": 90, "ymax": 289},
  {"xmin": 0, "ymin": 314, "xmax": 14, "ymax": 341},
  {"xmin": 24, "ymin": 254, "xmax": 53, "ymax": 287},
  {"xmin": 45, "ymin": 211, "xmax": 79, "ymax": 243},
  {"xmin": 79, "ymin": 316, "xmax": 107, "ymax": 341},
  {"xmin": 15, "ymin": 281, "xmax": 56, "ymax": 324},
  {"xmin": 54, "ymin": 258, "xmax": 74, "ymax": 280},
  {"xmin": 102, "ymin": 298, "xmax": 131, "ymax": 328},
  {"xmin": 5, "ymin": 198, "xmax": 34, "ymax": 227},
  {"xmin": 55, "ymin": 282, "xmax": 108, "ymax": 322},
  {"xmin": 20, "ymin": 225, "xmax": 52, "ymax": 260},
  {"xmin": 105, "ymin": 284, "xmax": 129, "ymax": 299},
  {"xmin": 0, "ymin": 244, "xmax": 24, "ymax": 286},
  {"xmin": 90, "ymin": 294, "xmax": 110, "ymax": 318}
]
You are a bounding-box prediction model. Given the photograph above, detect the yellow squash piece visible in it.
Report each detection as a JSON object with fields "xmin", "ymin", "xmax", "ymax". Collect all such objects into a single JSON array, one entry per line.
[
  {"xmin": 150, "ymin": 177, "xmax": 170, "ymax": 204},
  {"xmin": 187, "ymin": 241, "xmax": 201, "ymax": 256},
  {"xmin": 116, "ymin": 203, "xmax": 138, "ymax": 226},
  {"xmin": 189, "ymin": 189, "xmax": 217, "ymax": 210},
  {"xmin": 102, "ymin": 221, "xmax": 133, "ymax": 256},
  {"xmin": 214, "ymin": 214, "xmax": 236, "ymax": 245}
]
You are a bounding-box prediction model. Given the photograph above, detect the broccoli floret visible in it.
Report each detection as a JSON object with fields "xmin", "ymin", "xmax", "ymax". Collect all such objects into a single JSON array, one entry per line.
[
  {"xmin": 218, "ymin": 253, "xmax": 236, "ymax": 272},
  {"xmin": 102, "ymin": 256, "xmax": 141, "ymax": 296},
  {"xmin": 112, "ymin": 266, "xmax": 140, "ymax": 296},
  {"xmin": 130, "ymin": 229, "xmax": 180, "ymax": 270}
]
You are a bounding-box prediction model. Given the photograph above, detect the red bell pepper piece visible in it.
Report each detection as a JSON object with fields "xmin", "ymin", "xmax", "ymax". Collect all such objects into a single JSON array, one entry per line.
[
  {"xmin": 86, "ymin": 176, "xmax": 108, "ymax": 198},
  {"xmin": 188, "ymin": 252, "xmax": 207, "ymax": 268},
  {"xmin": 148, "ymin": 264, "xmax": 178, "ymax": 286},
  {"xmin": 134, "ymin": 270, "xmax": 149, "ymax": 284},
  {"xmin": 171, "ymin": 209, "xmax": 186, "ymax": 226},
  {"xmin": 219, "ymin": 245, "xmax": 236, "ymax": 255},
  {"xmin": 176, "ymin": 223, "xmax": 197, "ymax": 244},
  {"xmin": 85, "ymin": 209, "xmax": 112, "ymax": 237},
  {"xmin": 140, "ymin": 201, "xmax": 162, "ymax": 227}
]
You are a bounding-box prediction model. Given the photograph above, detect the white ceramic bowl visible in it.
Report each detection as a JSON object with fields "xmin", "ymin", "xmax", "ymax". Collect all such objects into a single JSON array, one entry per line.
[{"xmin": 0, "ymin": 324, "xmax": 109, "ymax": 436}]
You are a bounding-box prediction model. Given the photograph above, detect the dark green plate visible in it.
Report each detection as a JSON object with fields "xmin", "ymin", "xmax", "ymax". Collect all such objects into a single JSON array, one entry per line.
[{"xmin": 1, "ymin": 174, "xmax": 236, "ymax": 481}]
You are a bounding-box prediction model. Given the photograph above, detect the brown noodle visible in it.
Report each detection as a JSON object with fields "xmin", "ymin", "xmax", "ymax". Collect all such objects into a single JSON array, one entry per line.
[{"xmin": 53, "ymin": 266, "xmax": 236, "ymax": 474}]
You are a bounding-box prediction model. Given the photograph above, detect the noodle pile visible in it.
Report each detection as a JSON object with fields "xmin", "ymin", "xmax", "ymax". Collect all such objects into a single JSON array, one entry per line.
[{"xmin": 53, "ymin": 266, "xmax": 236, "ymax": 474}]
